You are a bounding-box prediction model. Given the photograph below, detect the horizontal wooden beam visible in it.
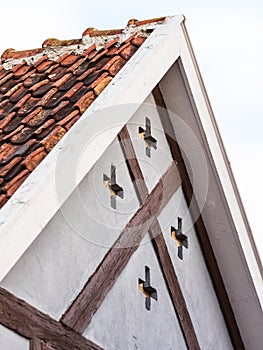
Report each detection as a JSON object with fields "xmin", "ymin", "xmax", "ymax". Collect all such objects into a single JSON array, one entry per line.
[
  {"xmin": 0, "ymin": 287, "xmax": 103, "ymax": 350},
  {"xmin": 119, "ymin": 126, "xmax": 200, "ymax": 349},
  {"xmin": 152, "ymin": 84, "xmax": 244, "ymax": 350},
  {"xmin": 61, "ymin": 159, "xmax": 181, "ymax": 333}
]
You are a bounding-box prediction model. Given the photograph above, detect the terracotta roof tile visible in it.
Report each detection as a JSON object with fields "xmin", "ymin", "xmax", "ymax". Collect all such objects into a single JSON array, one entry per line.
[
  {"xmin": 0, "ymin": 112, "xmax": 16, "ymax": 129},
  {"xmin": 89, "ymin": 29, "xmax": 123, "ymax": 37},
  {"xmin": 64, "ymin": 114, "xmax": 81, "ymax": 131},
  {"xmin": 119, "ymin": 44, "xmax": 138, "ymax": 61},
  {"xmin": 132, "ymin": 36, "xmax": 146, "ymax": 47},
  {"xmin": 59, "ymin": 54, "xmax": 81, "ymax": 67},
  {"xmin": 23, "ymin": 73, "xmax": 44, "ymax": 88},
  {"xmin": 0, "ymin": 17, "xmax": 166, "ymax": 207},
  {"xmin": 27, "ymin": 111, "xmax": 51, "ymax": 128},
  {"xmin": 42, "ymin": 38, "xmax": 82, "ymax": 48},
  {"xmin": 41, "ymin": 126, "xmax": 66, "ymax": 152},
  {"xmin": 104, "ymin": 38, "xmax": 120, "ymax": 50},
  {"xmin": 108, "ymin": 56, "xmax": 126, "ymax": 76},
  {"xmin": 9, "ymin": 85, "xmax": 29, "ymax": 103},
  {"xmin": 0, "ymin": 72, "xmax": 13, "ymax": 86},
  {"xmin": 22, "ymin": 147, "xmax": 47, "ymax": 172},
  {"xmin": 35, "ymin": 59, "xmax": 54, "ymax": 73},
  {"xmin": 94, "ymin": 76, "xmax": 112, "ymax": 96},
  {"xmin": 74, "ymin": 91, "xmax": 95, "ymax": 114},
  {"xmin": 57, "ymin": 110, "xmax": 79, "ymax": 126},
  {"xmin": 0, "ymin": 156, "xmax": 22, "ymax": 177},
  {"xmin": 4, "ymin": 170, "xmax": 29, "ymax": 197},
  {"xmin": 1, "ymin": 48, "xmax": 43, "ymax": 63},
  {"xmin": 134, "ymin": 17, "xmax": 166, "ymax": 26},
  {"xmin": 0, "ymin": 194, "xmax": 8, "ymax": 207},
  {"xmin": 13, "ymin": 63, "xmax": 32, "ymax": 78}
]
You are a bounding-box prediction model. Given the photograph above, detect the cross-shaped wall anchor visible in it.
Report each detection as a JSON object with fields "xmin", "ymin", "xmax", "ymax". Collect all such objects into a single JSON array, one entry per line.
[
  {"xmin": 171, "ymin": 217, "xmax": 188, "ymax": 260},
  {"xmin": 103, "ymin": 164, "xmax": 123, "ymax": 209},
  {"xmin": 138, "ymin": 117, "xmax": 157, "ymax": 157},
  {"xmin": 138, "ymin": 266, "xmax": 157, "ymax": 311}
]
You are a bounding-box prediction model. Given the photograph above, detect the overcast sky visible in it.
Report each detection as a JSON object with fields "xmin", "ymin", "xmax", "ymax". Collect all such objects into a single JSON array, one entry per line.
[{"xmin": 0, "ymin": 0, "xmax": 262, "ymax": 257}]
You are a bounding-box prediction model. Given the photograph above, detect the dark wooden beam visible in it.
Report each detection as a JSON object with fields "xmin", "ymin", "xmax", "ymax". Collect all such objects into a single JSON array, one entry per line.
[
  {"xmin": 119, "ymin": 127, "xmax": 200, "ymax": 349},
  {"xmin": 30, "ymin": 339, "xmax": 43, "ymax": 350},
  {"xmin": 61, "ymin": 160, "xmax": 181, "ymax": 333},
  {"xmin": 152, "ymin": 84, "xmax": 245, "ymax": 350},
  {"xmin": 30, "ymin": 339, "xmax": 54, "ymax": 350},
  {"xmin": 0, "ymin": 287, "xmax": 103, "ymax": 350}
]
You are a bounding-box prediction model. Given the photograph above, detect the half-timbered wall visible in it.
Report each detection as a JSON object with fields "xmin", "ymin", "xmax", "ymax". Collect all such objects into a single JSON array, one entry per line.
[
  {"xmin": 84, "ymin": 233, "xmax": 187, "ymax": 350},
  {"xmin": 0, "ymin": 83, "xmax": 238, "ymax": 349},
  {"xmin": 0, "ymin": 137, "xmax": 140, "ymax": 320}
]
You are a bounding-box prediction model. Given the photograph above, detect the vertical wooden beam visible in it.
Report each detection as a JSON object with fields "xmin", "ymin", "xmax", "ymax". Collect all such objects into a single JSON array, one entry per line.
[
  {"xmin": 152, "ymin": 84, "xmax": 245, "ymax": 350},
  {"xmin": 30, "ymin": 339, "xmax": 55, "ymax": 350},
  {"xmin": 119, "ymin": 127, "xmax": 200, "ymax": 350},
  {"xmin": 30, "ymin": 339, "xmax": 42, "ymax": 350}
]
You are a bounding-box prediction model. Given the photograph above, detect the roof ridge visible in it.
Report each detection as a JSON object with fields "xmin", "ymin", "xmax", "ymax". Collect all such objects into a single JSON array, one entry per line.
[{"xmin": 1, "ymin": 17, "xmax": 168, "ymax": 69}]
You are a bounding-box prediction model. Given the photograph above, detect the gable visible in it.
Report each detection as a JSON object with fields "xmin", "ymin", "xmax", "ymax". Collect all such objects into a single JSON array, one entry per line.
[{"xmin": 0, "ymin": 14, "xmax": 262, "ymax": 350}]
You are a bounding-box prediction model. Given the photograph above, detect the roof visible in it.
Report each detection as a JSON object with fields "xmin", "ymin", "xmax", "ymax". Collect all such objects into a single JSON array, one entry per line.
[{"xmin": 0, "ymin": 17, "xmax": 167, "ymax": 208}]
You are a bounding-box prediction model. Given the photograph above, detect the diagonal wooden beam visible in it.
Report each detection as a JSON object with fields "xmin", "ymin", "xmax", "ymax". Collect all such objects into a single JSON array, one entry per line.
[
  {"xmin": 152, "ymin": 84, "xmax": 244, "ymax": 350},
  {"xmin": 0, "ymin": 287, "xmax": 103, "ymax": 350},
  {"xmin": 119, "ymin": 126, "xmax": 200, "ymax": 350},
  {"xmin": 61, "ymin": 159, "xmax": 181, "ymax": 333}
]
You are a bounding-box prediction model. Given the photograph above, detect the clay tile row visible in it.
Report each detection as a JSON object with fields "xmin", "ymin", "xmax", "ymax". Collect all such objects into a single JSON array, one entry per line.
[
  {"xmin": 0, "ymin": 19, "xmax": 155, "ymax": 208},
  {"xmin": 1, "ymin": 48, "xmax": 43, "ymax": 63}
]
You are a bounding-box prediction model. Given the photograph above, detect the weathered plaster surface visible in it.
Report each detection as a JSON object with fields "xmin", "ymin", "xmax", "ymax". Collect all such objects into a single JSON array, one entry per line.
[
  {"xmin": 1, "ymin": 138, "xmax": 139, "ymax": 320},
  {"xmin": 84, "ymin": 233, "xmax": 187, "ymax": 350},
  {"xmin": 158, "ymin": 186, "xmax": 233, "ymax": 350},
  {"xmin": 0, "ymin": 325, "xmax": 28, "ymax": 350},
  {"xmin": 126, "ymin": 93, "xmax": 173, "ymax": 192}
]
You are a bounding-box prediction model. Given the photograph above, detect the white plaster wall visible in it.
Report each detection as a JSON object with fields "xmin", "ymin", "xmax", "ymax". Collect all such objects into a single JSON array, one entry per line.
[
  {"xmin": 0, "ymin": 138, "xmax": 139, "ymax": 320},
  {"xmin": 126, "ymin": 93, "xmax": 173, "ymax": 192},
  {"xmin": 84, "ymin": 233, "xmax": 187, "ymax": 350},
  {"xmin": 158, "ymin": 186, "xmax": 233, "ymax": 350},
  {"xmin": 0, "ymin": 325, "xmax": 28, "ymax": 350}
]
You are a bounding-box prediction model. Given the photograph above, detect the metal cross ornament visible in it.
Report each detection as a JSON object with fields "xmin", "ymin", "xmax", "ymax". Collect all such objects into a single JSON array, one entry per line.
[
  {"xmin": 171, "ymin": 217, "xmax": 188, "ymax": 260},
  {"xmin": 138, "ymin": 117, "xmax": 157, "ymax": 157},
  {"xmin": 138, "ymin": 266, "xmax": 157, "ymax": 311},
  {"xmin": 103, "ymin": 164, "xmax": 123, "ymax": 209}
]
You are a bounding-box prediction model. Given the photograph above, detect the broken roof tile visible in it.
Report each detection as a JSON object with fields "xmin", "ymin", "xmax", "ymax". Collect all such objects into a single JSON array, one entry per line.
[{"xmin": 0, "ymin": 17, "xmax": 162, "ymax": 207}]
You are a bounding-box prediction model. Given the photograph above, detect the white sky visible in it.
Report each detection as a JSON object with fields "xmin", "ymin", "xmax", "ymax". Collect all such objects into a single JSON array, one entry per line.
[{"xmin": 0, "ymin": 0, "xmax": 262, "ymax": 258}]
